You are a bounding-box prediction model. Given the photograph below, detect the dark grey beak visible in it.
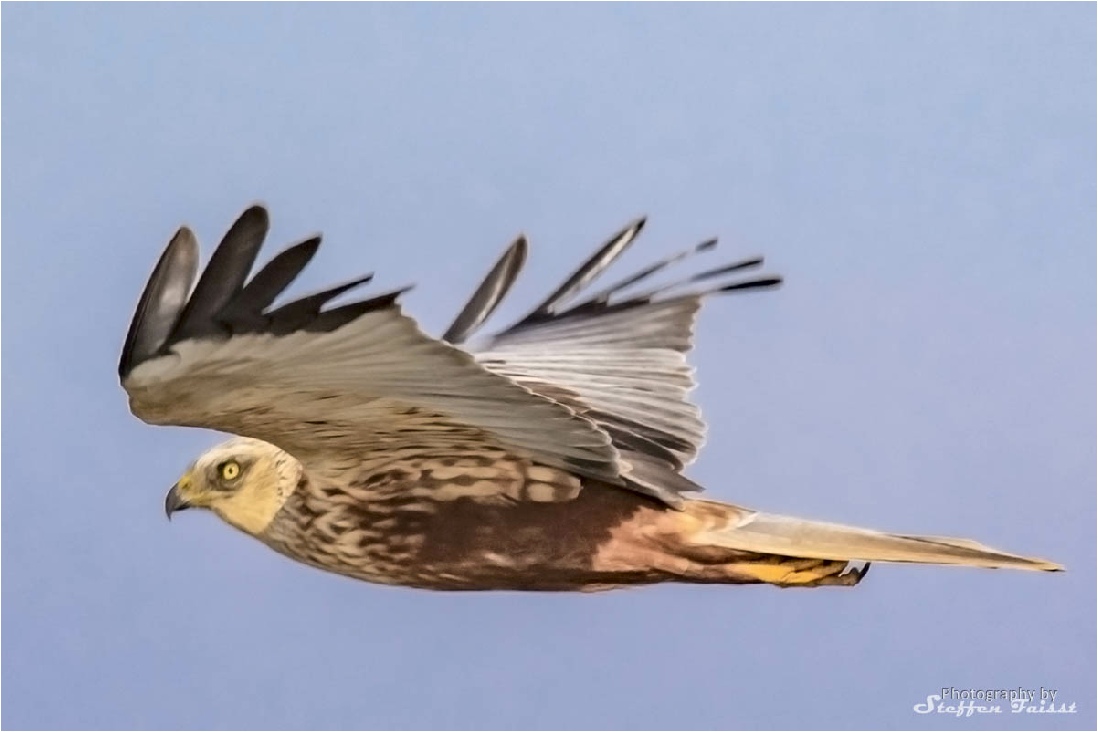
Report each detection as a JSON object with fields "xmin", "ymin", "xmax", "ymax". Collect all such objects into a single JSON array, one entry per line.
[{"xmin": 164, "ymin": 483, "xmax": 191, "ymax": 520}]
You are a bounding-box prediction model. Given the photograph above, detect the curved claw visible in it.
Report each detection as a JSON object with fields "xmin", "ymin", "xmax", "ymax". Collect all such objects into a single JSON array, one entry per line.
[{"xmin": 831, "ymin": 561, "xmax": 872, "ymax": 587}]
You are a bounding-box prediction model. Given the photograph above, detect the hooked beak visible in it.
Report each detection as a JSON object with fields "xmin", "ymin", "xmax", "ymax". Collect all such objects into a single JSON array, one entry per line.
[{"xmin": 164, "ymin": 477, "xmax": 193, "ymax": 520}]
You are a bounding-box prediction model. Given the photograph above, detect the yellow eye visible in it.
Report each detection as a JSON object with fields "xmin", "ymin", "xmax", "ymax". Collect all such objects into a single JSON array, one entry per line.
[{"xmin": 219, "ymin": 461, "xmax": 241, "ymax": 481}]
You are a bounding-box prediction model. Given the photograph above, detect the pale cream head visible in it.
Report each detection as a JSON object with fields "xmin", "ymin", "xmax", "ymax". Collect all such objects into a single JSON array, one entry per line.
[{"xmin": 164, "ymin": 437, "xmax": 301, "ymax": 536}]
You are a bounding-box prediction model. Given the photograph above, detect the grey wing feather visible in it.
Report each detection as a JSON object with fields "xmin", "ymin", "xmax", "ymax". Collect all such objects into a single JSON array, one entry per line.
[{"xmin": 465, "ymin": 221, "xmax": 781, "ymax": 501}]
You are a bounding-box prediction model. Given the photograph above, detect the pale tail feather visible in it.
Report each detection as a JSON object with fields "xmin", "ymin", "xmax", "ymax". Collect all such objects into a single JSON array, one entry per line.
[{"xmin": 701, "ymin": 510, "xmax": 1063, "ymax": 572}]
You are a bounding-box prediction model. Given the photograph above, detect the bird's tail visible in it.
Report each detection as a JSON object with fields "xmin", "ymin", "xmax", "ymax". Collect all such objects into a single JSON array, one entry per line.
[{"xmin": 693, "ymin": 505, "xmax": 1063, "ymax": 572}]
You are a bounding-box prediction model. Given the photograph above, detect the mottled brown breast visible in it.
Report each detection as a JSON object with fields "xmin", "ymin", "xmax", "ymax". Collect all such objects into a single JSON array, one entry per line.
[{"xmin": 259, "ymin": 452, "xmax": 670, "ymax": 590}]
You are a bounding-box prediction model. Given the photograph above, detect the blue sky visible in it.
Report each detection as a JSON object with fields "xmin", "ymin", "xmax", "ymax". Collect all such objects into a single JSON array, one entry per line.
[{"xmin": 2, "ymin": 4, "xmax": 1094, "ymax": 730}]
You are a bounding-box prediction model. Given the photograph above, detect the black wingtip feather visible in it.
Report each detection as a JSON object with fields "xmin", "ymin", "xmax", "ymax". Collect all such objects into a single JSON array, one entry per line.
[
  {"xmin": 227, "ymin": 236, "xmax": 322, "ymax": 317},
  {"xmin": 524, "ymin": 216, "xmax": 647, "ymax": 319},
  {"xmin": 443, "ymin": 236, "xmax": 528, "ymax": 344},
  {"xmin": 692, "ymin": 256, "xmax": 765, "ymax": 281},
  {"xmin": 718, "ymin": 276, "xmax": 783, "ymax": 292},
  {"xmin": 169, "ymin": 205, "xmax": 270, "ymax": 342},
  {"xmin": 265, "ymin": 274, "xmax": 376, "ymax": 335},
  {"xmin": 120, "ymin": 207, "xmax": 414, "ymax": 376},
  {"xmin": 119, "ymin": 225, "xmax": 200, "ymax": 378},
  {"xmin": 122, "ymin": 208, "xmax": 781, "ymax": 390},
  {"xmin": 305, "ymin": 286, "xmax": 413, "ymax": 333},
  {"xmin": 578, "ymin": 238, "xmax": 732, "ymax": 307},
  {"xmin": 490, "ymin": 219, "xmax": 782, "ymax": 340}
]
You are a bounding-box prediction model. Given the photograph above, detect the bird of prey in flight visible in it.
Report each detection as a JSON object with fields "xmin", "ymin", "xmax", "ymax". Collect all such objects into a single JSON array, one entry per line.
[{"xmin": 120, "ymin": 206, "xmax": 1062, "ymax": 591}]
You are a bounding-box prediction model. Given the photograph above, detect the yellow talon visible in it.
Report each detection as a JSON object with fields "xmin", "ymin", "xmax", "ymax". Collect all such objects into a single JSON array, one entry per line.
[{"xmin": 730, "ymin": 558, "xmax": 861, "ymax": 587}]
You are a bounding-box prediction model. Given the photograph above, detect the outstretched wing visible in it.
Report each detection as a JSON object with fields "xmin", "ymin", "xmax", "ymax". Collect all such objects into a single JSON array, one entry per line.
[
  {"xmin": 444, "ymin": 218, "xmax": 781, "ymax": 500},
  {"xmin": 120, "ymin": 206, "xmax": 623, "ymax": 489}
]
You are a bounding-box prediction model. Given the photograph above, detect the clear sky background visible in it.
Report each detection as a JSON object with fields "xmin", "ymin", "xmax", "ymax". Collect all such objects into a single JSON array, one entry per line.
[{"xmin": 2, "ymin": 4, "xmax": 1094, "ymax": 730}]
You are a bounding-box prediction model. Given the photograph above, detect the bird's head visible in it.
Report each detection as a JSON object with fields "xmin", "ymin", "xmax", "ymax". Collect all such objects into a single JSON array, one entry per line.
[{"xmin": 165, "ymin": 437, "xmax": 299, "ymax": 535}]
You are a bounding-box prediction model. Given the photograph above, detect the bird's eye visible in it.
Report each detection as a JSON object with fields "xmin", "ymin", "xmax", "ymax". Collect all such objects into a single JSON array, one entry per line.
[{"xmin": 218, "ymin": 460, "xmax": 242, "ymax": 481}]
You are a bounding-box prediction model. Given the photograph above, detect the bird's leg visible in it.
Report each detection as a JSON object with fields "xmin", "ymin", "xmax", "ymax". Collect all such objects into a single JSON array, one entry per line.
[
  {"xmin": 778, "ymin": 560, "xmax": 872, "ymax": 588},
  {"xmin": 824, "ymin": 561, "xmax": 872, "ymax": 586},
  {"xmin": 713, "ymin": 557, "xmax": 871, "ymax": 588}
]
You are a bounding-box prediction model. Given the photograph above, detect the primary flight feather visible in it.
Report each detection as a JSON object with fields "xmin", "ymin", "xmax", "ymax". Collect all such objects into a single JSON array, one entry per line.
[{"xmin": 121, "ymin": 206, "xmax": 1062, "ymax": 590}]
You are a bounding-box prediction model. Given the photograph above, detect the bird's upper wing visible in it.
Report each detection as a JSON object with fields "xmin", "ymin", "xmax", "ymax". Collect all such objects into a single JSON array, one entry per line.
[
  {"xmin": 443, "ymin": 218, "xmax": 782, "ymax": 504},
  {"xmin": 120, "ymin": 206, "xmax": 623, "ymax": 488}
]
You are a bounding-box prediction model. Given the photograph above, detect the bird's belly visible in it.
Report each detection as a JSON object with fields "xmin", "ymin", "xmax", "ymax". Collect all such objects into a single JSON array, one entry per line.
[{"xmin": 265, "ymin": 483, "xmax": 669, "ymax": 591}]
